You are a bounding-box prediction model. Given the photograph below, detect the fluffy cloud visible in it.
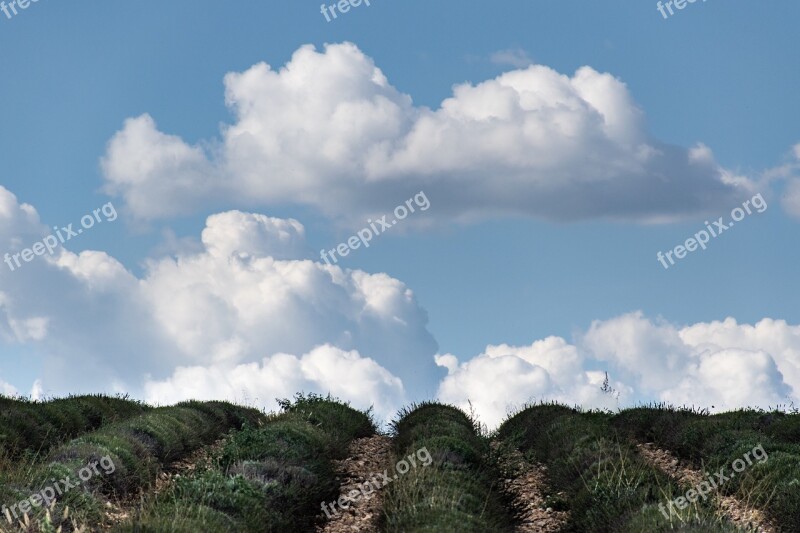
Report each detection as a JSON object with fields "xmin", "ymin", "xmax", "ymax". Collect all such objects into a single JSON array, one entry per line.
[
  {"xmin": 201, "ymin": 211, "xmax": 306, "ymax": 260},
  {"xmin": 102, "ymin": 42, "xmax": 752, "ymax": 226},
  {"xmin": 0, "ymin": 186, "xmax": 439, "ymax": 410},
  {"xmin": 144, "ymin": 344, "xmax": 405, "ymax": 419},
  {"xmin": 437, "ymin": 312, "xmax": 798, "ymax": 428},
  {"xmin": 136, "ymin": 212, "xmax": 440, "ymax": 395},
  {"xmin": 679, "ymin": 317, "xmax": 800, "ymax": 400},
  {"xmin": 4, "ymin": 182, "xmax": 798, "ymax": 424},
  {"xmin": 436, "ymin": 337, "xmax": 619, "ymax": 427}
]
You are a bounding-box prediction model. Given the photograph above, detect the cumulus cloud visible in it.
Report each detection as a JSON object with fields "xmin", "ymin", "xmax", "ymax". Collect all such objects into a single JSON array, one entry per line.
[
  {"xmin": 679, "ymin": 317, "xmax": 800, "ymax": 401},
  {"xmin": 437, "ymin": 312, "xmax": 798, "ymax": 428},
  {"xmin": 436, "ymin": 337, "xmax": 622, "ymax": 428},
  {"xmin": 201, "ymin": 211, "xmax": 307, "ymax": 260},
  {"xmin": 3, "ymin": 183, "xmax": 798, "ymax": 424},
  {"xmin": 144, "ymin": 344, "xmax": 405, "ymax": 419},
  {"xmin": 136, "ymin": 212, "xmax": 440, "ymax": 396},
  {"xmin": 0, "ymin": 186, "xmax": 439, "ymax": 410},
  {"xmin": 101, "ymin": 42, "xmax": 752, "ymax": 226}
]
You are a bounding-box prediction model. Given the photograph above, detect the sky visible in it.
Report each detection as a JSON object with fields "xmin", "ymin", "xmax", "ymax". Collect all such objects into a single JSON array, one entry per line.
[{"xmin": 1, "ymin": 0, "xmax": 799, "ymax": 427}]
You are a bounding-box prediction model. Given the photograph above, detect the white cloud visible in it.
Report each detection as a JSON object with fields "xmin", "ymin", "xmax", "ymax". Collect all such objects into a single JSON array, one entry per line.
[
  {"xmin": 3, "ymin": 184, "xmax": 798, "ymax": 425},
  {"xmin": 437, "ymin": 352, "xmax": 555, "ymax": 428},
  {"xmin": 437, "ymin": 312, "xmax": 798, "ymax": 428},
  {"xmin": 0, "ymin": 186, "xmax": 440, "ymax": 408},
  {"xmin": 30, "ymin": 379, "xmax": 43, "ymax": 401},
  {"xmin": 663, "ymin": 349, "xmax": 787, "ymax": 409},
  {"xmin": 0, "ymin": 376, "xmax": 18, "ymax": 396},
  {"xmin": 581, "ymin": 312, "xmax": 691, "ymax": 394},
  {"xmin": 436, "ymin": 337, "xmax": 622, "ymax": 428},
  {"xmin": 101, "ymin": 42, "xmax": 752, "ymax": 226},
  {"xmin": 679, "ymin": 317, "xmax": 800, "ymax": 400},
  {"xmin": 136, "ymin": 229, "xmax": 440, "ymax": 396},
  {"xmin": 144, "ymin": 344, "xmax": 405, "ymax": 419},
  {"xmin": 0, "ymin": 375, "xmax": 44, "ymax": 400},
  {"xmin": 201, "ymin": 210, "xmax": 307, "ymax": 260}
]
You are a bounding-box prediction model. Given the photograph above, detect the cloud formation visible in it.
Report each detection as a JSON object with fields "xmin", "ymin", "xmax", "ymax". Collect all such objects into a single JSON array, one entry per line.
[
  {"xmin": 0, "ymin": 186, "xmax": 439, "ymax": 413},
  {"xmin": 437, "ymin": 312, "xmax": 799, "ymax": 428},
  {"xmin": 144, "ymin": 344, "xmax": 405, "ymax": 419},
  {"xmin": 3, "ymin": 185, "xmax": 798, "ymax": 425},
  {"xmin": 102, "ymin": 42, "xmax": 753, "ymax": 226}
]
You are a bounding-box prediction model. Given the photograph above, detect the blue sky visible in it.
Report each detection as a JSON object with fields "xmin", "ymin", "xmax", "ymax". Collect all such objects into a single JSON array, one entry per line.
[{"xmin": 1, "ymin": 0, "xmax": 799, "ymax": 424}]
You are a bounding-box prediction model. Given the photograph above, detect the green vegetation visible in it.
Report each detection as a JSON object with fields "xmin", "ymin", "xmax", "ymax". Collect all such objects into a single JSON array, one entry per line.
[
  {"xmin": 0, "ymin": 394, "xmax": 150, "ymax": 468},
  {"xmin": 120, "ymin": 393, "xmax": 375, "ymax": 533},
  {"xmin": 3, "ymin": 394, "xmax": 797, "ymax": 533},
  {"xmin": 0, "ymin": 400, "xmax": 262, "ymax": 531},
  {"xmin": 497, "ymin": 403, "xmax": 747, "ymax": 532},
  {"xmin": 613, "ymin": 405, "xmax": 800, "ymax": 528},
  {"xmin": 382, "ymin": 402, "xmax": 516, "ymax": 532}
]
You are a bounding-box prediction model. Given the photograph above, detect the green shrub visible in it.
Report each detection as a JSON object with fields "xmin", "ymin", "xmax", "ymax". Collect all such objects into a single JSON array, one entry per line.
[
  {"xmin": 498, "ymin": 404, "xmax": 744, "ymax": 532},
  {"xmin": 175, "ymin": 400, "xmax": 264, "ymax": 430},
  {"xmin": 612, "ymin": 405, "xmax": 800, "ymax": 528},
  {"xmin": 277, "ymin": 392, "xmax": 375, "ymax": 450},
  {"xmin": 118, "ymin": 502, "xmax": 239, "ymax": 533},
  {"xmin": 169, "ymin": 470, "xmax": 279, "ymax": 530},
  {"xmin": 0, "ymin": 393, "xmax": 150, "ymax": 463},
  {"xmin": 384, "ymin": 402, "xmax": 515, "ymax": 532},
  {"xmin": 222, "ymin": 417, "xmax": 329, "ymax": 464},
  {"xmin": 0, "ymin": 401, "xmax": 261, "ymax": 529},
  {"xmin": 122, "ymin": 394, "xmax": 374, "ymax": 532},
  {"xmin": 758, "ymin": 412, "xmax": 800, "ymax": 443}
]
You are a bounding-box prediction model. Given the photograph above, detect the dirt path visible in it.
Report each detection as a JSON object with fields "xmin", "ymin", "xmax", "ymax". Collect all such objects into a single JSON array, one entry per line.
[
  {"xmin": 317, "ymin": 435, "xmax": 392, "ymax": 533},
  {"xmin": 636, "ymin": 442, "xmax": 777, "ymax": 533},
  {"xmin": 493, "ymin": 443, "xmax": 569, "ymax": 533}
]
